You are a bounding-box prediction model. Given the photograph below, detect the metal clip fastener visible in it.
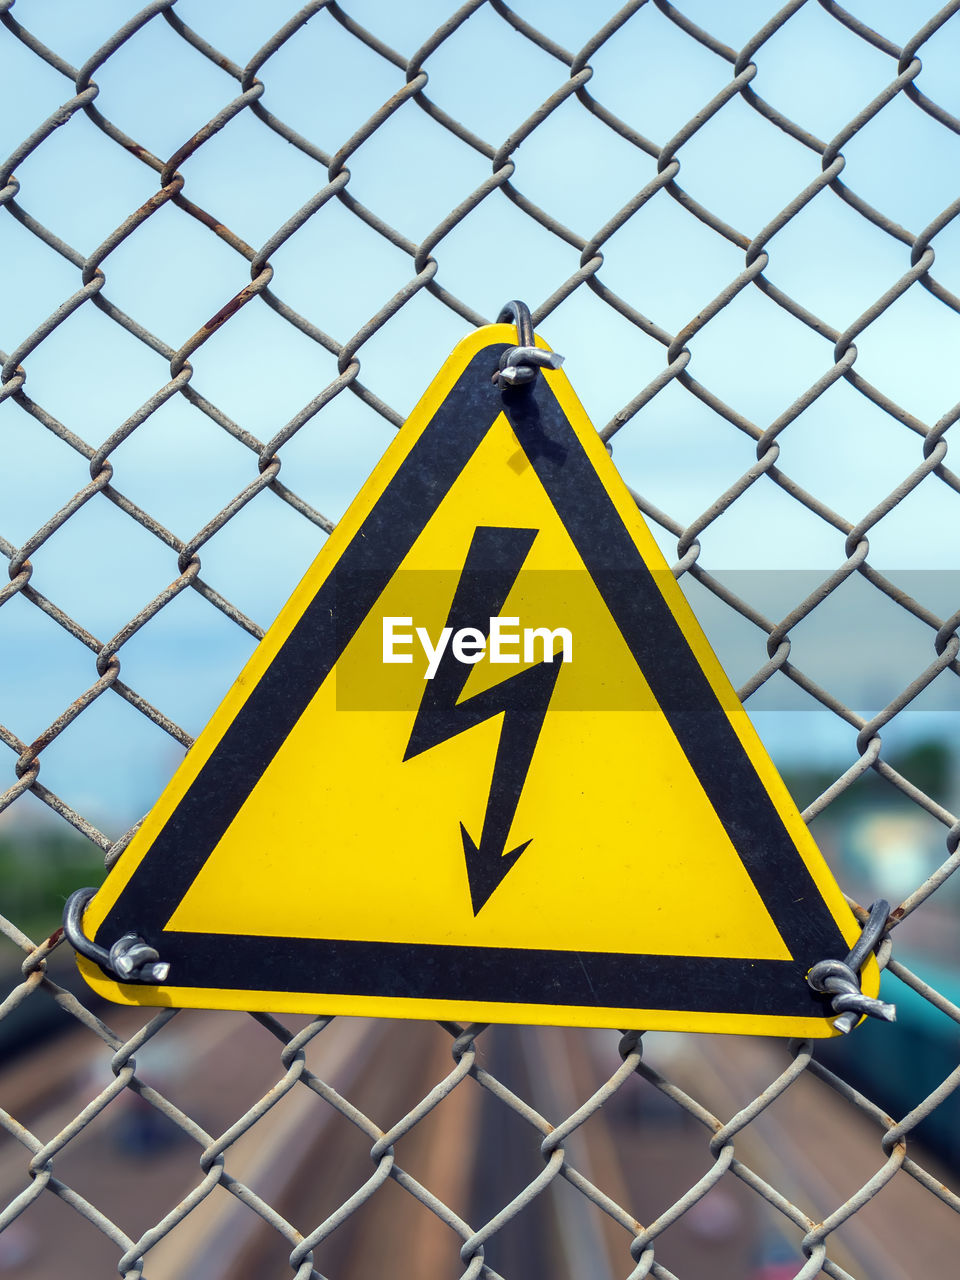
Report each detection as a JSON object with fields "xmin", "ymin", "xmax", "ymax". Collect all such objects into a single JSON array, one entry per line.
[
  {"xmin": 492, "ymin": 300, "xmax": 564, "ymax": 388},
  {"xmin": 807, "ymin": 899, "xmax": 896, "ymax": 1033},
  {"xmin": 63, "ymin": 887, "xmax": 170, "ymax": 984}
]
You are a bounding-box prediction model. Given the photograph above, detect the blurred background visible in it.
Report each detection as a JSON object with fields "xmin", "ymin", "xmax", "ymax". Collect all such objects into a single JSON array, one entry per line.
[{"xmin": 2, "ymin": 1, "xmax": 960, "ymax": 1276}]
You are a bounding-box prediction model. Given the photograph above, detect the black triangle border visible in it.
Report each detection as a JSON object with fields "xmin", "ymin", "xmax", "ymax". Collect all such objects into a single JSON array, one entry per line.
[{"xmin": 95, "ymin": 341, "xmax": 846, "ymax": 1020}]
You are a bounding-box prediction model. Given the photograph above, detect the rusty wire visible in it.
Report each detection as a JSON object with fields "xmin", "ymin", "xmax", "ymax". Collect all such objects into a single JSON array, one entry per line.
[{"xmin": 2, "ymin": 1, "xmax": 960, "ymax": 1276}]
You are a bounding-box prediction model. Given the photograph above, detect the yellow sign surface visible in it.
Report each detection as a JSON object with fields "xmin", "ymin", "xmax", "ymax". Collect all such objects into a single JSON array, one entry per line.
[{"xmin": 77, "ymin": 323, "xmax": 876, "ymax": 1035}]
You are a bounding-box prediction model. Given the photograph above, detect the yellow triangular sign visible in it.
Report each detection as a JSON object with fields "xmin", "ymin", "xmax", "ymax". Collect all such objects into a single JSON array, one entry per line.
[{"xmin": 76, "ymin": 324, "xmax": 876, "ymax": 1035}]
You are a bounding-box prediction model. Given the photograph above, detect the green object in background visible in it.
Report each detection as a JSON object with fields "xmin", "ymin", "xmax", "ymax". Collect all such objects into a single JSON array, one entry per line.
[
  {"xmin": 0, "ymin": 830, "xmax": 104, "ymax": 951},
  {"xmin": 816, "ymin": 955, "xmax": 960, "ymax": 1172}
]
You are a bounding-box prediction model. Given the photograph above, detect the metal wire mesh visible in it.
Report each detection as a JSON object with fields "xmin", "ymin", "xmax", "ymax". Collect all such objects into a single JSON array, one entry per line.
[{"xmin": 2, "ymin": 1, "xmax": 960, "ymax": 1276}]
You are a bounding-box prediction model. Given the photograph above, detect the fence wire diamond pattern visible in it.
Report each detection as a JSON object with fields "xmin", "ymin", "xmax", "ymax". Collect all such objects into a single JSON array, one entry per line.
[{"xmin": 2, "ymin": 1, "xmax": 960, "ymax": 1277}]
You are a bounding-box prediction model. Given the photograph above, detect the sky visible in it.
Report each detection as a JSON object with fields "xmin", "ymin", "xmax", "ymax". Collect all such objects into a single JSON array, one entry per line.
[{"xmin": 1, "ymin": 0, "xmax": 959, "ymax": 835}]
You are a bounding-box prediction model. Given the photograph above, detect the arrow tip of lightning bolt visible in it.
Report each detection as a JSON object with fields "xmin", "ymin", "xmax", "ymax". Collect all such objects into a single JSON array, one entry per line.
[{"xmin": 460, "ymin": 823, "xmax": 532, "ymax": 916}]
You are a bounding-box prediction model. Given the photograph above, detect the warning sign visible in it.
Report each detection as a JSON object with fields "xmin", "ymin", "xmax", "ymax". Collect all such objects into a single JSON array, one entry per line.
[{"xmin": 75, "ymin": 323, "xmax": 877, "ymax": 1035}]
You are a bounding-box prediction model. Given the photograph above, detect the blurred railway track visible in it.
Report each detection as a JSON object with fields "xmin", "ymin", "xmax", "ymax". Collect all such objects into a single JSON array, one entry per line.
[{"xmin": 1, "ymin": 1012, "xmax": 958, "ymax": 1278}]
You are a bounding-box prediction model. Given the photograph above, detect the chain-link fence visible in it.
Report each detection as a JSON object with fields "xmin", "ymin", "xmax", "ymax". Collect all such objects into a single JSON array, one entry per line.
[{"xmin": 2, "ymin": 1, "xmax": 960, "ymax": 1276}]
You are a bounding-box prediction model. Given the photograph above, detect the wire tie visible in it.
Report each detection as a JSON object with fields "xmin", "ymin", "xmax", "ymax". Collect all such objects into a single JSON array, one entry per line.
[
  {"xmin": 62, "ymin": 887, "xmax": 170, "ymax": 984},
  {"xmin": 492, "ymin": 299, "xmax": 564, "ymax": 388},
  {"xmin": 807, "ymin": 899, "xmax": 896, "ymax": 1033}
]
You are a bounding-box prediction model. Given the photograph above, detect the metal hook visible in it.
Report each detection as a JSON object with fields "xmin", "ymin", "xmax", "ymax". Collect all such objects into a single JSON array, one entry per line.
[
  {"xmin": 807, "ymin": 899, "xmax": 896, "ymax": 1033},
  {"xmin": 63, "ymin": 887, "xmax": 170, "ymax": 984},
  {"xmin": 498, "ymin": 299, "xmax": 535, "ymax": 348},
  {"xmin": 492, "ymin": 299, "xmax": 564, "ymax": 388}
]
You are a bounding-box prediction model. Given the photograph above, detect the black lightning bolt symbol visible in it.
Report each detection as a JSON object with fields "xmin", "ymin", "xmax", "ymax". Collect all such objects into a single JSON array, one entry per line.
[{"xmin": 403, "ymin": 526, "xmax": 564, "ymax": 915}]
